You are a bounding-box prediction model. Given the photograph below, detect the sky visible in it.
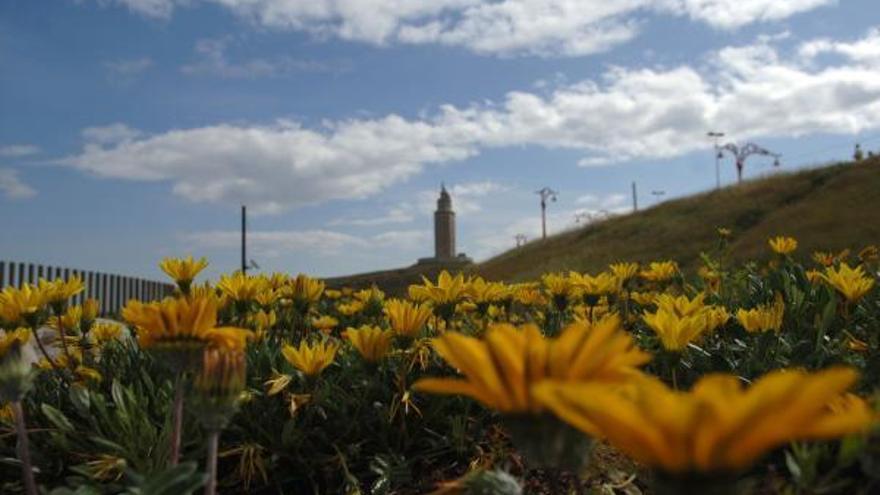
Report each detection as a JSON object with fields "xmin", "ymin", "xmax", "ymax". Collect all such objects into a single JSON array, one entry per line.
[{"xmin": 2, "ymin": 0, "xmax": 880, "ymax": 281}]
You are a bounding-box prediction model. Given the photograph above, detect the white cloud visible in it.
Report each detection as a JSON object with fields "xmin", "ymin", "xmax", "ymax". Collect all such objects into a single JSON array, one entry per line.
[
  {"xmin": 183, "ymin": 228, "xmax": 430, "ymax": 257},
  {"xmin": 0, "ymin": 145, "xmax": 40, "ymax": 157},
  {"xmin": 64, "ymin": 29, "xmax": 880, "ymax": 212},
  {"xmin": 93, "ymin": 0, "xmax": 835, "ymax": 57},
  {"xmin": 331, "ymin": 207, "xmax": 414, "ymax": 226},
  {"xmin": 0, "ymin": 168, "xmax": 37, "ymax": 200},
  {"xmin": 799, "ymin": 27, "xmax": 880, "ymax": 66},
  {"xmin": 181, "ymin": 37, "xmax": 350, "ymax": 79},
  {"xmin": 105, "ymin": 57, "xmax": 154, "ymax": 76}
]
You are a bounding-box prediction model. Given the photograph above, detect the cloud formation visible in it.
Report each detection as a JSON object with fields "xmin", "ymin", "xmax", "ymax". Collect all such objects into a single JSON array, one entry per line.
[
  {"xmin": 0, "ymin": 168, "xmax": 37, "ymax": 200},
  {"xmin": 181, "ymin": 37, "xmax": 350, "ymax": 79},
  {"xmin": 0, "ymin": 145, "xmax": 41, "ymax": 157},
  {"xmin": 94, "ymin": 0, "xmax": 835, "ymax": 57},
  {"xmin": 64, "ymin": 29, "xmax": 880, "ymax": 212}
]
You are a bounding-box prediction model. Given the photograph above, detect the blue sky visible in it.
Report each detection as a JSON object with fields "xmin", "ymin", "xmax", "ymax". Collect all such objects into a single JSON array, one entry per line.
[{"xmin": 2, "ymin": 0, "xmax": 879, "ymax": 281}]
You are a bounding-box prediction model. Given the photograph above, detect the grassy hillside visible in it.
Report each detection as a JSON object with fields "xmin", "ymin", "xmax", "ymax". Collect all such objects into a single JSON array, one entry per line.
[{"xmin": 477, "ymin": 158, "xmax": 880, "ymax": 282}]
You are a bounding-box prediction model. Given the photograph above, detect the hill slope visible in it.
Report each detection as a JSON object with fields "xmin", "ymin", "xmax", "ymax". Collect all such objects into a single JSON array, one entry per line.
[{"xmin": 476, "ymin": 158, "xmax": 880, "ymax": 282}]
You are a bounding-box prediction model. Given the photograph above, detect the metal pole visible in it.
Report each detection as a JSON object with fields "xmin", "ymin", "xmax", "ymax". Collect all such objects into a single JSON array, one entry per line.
[
  {"xmin": 241, "ymin": 205, "xmax": 247, "ymax": 273},
  {"xmin": 631, "ymin": 181, "xmax": 638, "ymax": 211},
  {"xmin": 541, "ymin": 199, "xmax": 547, "ymax": 240}
]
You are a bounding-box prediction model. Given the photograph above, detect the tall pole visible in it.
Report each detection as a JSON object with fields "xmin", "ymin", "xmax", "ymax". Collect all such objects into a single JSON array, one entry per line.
[
  {"xmin": 535, "ymin": 187, "xmax": 557, "ymax": 240},
  {"xmin": 708, "ymin": 131, "xmax": 725, "ymax": 190},
  {"xmin": 631, "ymin": 181, "xmax": 638, "ymax": 211},
  {"xmin": 241, "ymin": 205, "xmax": 247, "ymax": 274}
]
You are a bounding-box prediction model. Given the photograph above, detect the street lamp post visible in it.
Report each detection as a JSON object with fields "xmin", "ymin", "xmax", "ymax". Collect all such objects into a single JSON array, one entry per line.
[
  {"xmin": 708, "ymin": 131, "xmax": 725, "ymax": 190},
  {"xmin": 535, "ymin": 187, "xmax": 558, "ymax": 240}
]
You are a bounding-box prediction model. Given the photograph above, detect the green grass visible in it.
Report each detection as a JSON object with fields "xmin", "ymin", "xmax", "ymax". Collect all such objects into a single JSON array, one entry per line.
[{"xmin": 477, "ymin": 157, "xmax": 880, "ymax": 282}]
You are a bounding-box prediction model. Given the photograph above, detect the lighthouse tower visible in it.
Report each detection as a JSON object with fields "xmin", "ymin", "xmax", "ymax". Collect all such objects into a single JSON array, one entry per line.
[
  {"xmin": 434, "ymin": 184, "xmax": 455, "ymax": 259},
  {"xmin": 417, "ymin": 184, "xmax": 471, "ymax": 266}
]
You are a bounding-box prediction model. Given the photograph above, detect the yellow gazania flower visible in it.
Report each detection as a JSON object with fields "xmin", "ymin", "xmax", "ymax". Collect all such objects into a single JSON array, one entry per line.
[
  {"xmin": 858, "ymin": 245, "xmax": 879, "ymax": 263},
  {"xmin": 48, "ymin": 305, "xmax": 83, "ymax": 332},
  {"xmin": 414, "ymin": 314, "xmax": 650, "ymax": 414},
  {"xmin": 569, "ymin": 271, "xmax": 618, "ymax": 299},
  {"xmin": 194, "ymin": 349, "xmax": 246, "ymax": 406},
  {"xmin": 266, "ymin": 272, "xmax": 289, "ymax": 290},
  {"xmin": 82, "ymin": 298, "xmax": 100, "ymax": 322},
  {"xmin": 654, "ymin": 293, "xmax": 707, "ymax": 318},
  {"xmin": 717, "ymin": 227, "xmax": 732, "ymax": 238},
  {"xmin": 408, "ymin": 271, "xmax": 471, "ymax": 305},
  {"xmin": 805, "ymin": 269, "xmax": 824, "ymax": 285},
  {"xmin": 217, "ymin": 273, "xmax": 267, "ymax": 303},
  {"xmin": 122, "ymin": 296, "xmax": 252, "ymax": 353},
  {"xmin": 288, "ymin": 274, "xmax": 325, "ymax": 309},
  {"xmin": 353, "ymin": 286, "xmax": 384, "ymax": 304},
  {"xmin": 254, "ymin": 289, "xmax": 279, "ymax": 308},
  {"xmin": 513, "ymin": 285, "xmax": 546, "ymax": 307},
  {"xmin": 642, "ymin": 307, "xmax": 714, "ymax": 352},
  {"xmin": 38, "ymin": 276, "xmax": 84, "ymax": 308},
  {"xmin": 337, "ymin": 301, "xmax": 364, "ymax": 316},
  {"xmin": 0, "ymin": 328, "xmax": 30, "ymax": 358},
  {"xmin": 629, "ymin": 291, "xmax": 659, "ymax": 306},
  {"xmin": 281, "ymin": 340, "xmax": 338, "ymax": 376},
  {"xmin": 264, "ymin": 372, "xmax": 293, "ymax": 396},
  {"xmin": 344, "ymin": 325, "xmax": 394, "ymax": 362},
  {"xmin": 812, "ymin": 251, "xmax": 836, "ymax": 267},
  {"xmin": 384, "ymin": 299, "xmax": 433, "ymax": 338},
  {"xmin": 640, "ymin": 261, "xmax": 678, "ymax": 283},
  {"xmin": 821, "ymin": 262, "xmax": 875, "ymax": 303},
  {"xmin": 159, "ymin": 256, "xmax": 208, "ymax": 287},
  {"xmin": 533, "ymin": 367, "xmax": 874, "ymax": 474},
  {"xmin": 609, "ymin": 262, "xmax": 639, "ymax": 285},
  {"xmin": 768, "ymin": 236, "xmax": 798, "ymax": 255},
  {"xmin": 311, "ymin": 315, "xmax": 339, "ymax": 334},
  {"xmin": 736, "ymin": 296, "xmax": 785, "ymax": 333},
  {"xmin": 0, "ymin": 284, "xmax": 47, "ymax": 326},
  {"xmin": 248, "ymin": 309, "xmax": 277, "ymax": 336},
  {"xmin": 468, "ymin": 277, "xmax": 510, "ymax": 306},
  {"xmin": 90, "ymin": 322, "xmax": 123, "ymax": 344},
  {"xmin": 324, "ymin": 289, "xmax": 342, "ymax": 300}
]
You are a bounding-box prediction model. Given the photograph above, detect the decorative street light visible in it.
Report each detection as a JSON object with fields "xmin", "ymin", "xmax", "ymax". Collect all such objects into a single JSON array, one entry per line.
[
  {"xmin": 535, "ymin": 187, "xmax": 558, "ymax": 240},
  {"xmin": 717, "ymin": 141, "xmax": 782, "ymax": 183}
]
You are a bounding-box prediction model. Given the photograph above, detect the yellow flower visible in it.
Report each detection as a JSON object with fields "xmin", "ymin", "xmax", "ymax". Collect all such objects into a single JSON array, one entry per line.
[
  {"xmin": 640, "ymin": 261, "xmax": 678, "ymax": 283},
  {"xmin": 821, "ymin": 262, "xmax": 875, "ymax": 303},
  {"xmin": 736, "ymin": 296, "xmax": 785, "ymax": 333},
  {"xmin": 812, "ymin": 251, "xmax": 836, "ymax": 267},
  {"xmin": 38, "ymin": 276, "xmax": 84, "ymax": 308},
  {"xmin": 122, "ymin": 296, "xmax": 252, "ymax": 354},
  {"xmin": 609, "ymin": 262, "xmax": 639, "ymax": 284},
  {"xmin": 414, "ymin": 314, "xmax": 649, "ymax": 414},
  {"xmin": 569, "ymin": 271, "xmax": 618, "ymax": 298},
  {"xmin": 385, "ymin": 299, "xmax": 433, "ymax": 338},
  {"xmin": 717, "ymin": 227, "xmax": 732, "ymax": 238},
  {"xmin": 281, "ymin": 340, "xmax": 338, "ymax": 376},
  {"xmin": 408, "ymin": 271, "xmax": 471, "ymax": 305},
  {"xmin": 324, "ymin": 289, "xmax": 342, "ymax": 300},
  {"xmin": 858, "ymin": 245, "xmax": 879, "ymax": 263},
  {"xmin": 287, "ymin": 274, "xmax": 325, "ymax": 310},
  {"xmin": 805, "ymin": 269, "xmax": 824, "ymax": 285},
  {"xmin": 468, "ymin": 277, "xmax": 510, "ymax": 305},
  {"xmin": 0, "ymin": 329, "xmax": 30, "ymax": 358},
  {"xmin": 630, "ymin": 291, "xmax": 659, "ymax": 306},
  {"xmin": 311, "ymin": 315, "xmax": 339, "ymax": 334},
  {"xmin": 248, "ymin": 310, "xmax": 277, "ymax": 335},
  {"xmin": 337, "ymin": 301, "xmax": 364, "ymax": 316},
  {"xmin": 0, "ymin": 284, "xmax": 47, "ymax": 326},
  {"xmin": 654, "ymin": 293, "xmax": 707, "ymax": 318},
  {"xmin": 254, "ymin": 289, "xmax": 279, "ymax": 308},
  {"xmin": 344, "ymin": 325, "xmax": 394, "ymax": 362},
  {"xmin": 159, "ymin": 256, "xmax": 208, "ymax": 288},
  {"xmin": 513, "ymin": 285, "xmax": 546, "ymax": 307},
  {"xmin": 82, "ymin": 298, "xmax": 100, "ymax": 322},
  {"xmin": 264, "ymin": 373, "xmax": 293, "ymax": 396},
  {"xmin": 353, "ymin": 286, "xmax": 384, "ymax": 304},
  {"xmin": 768, "ymin": 236, "xmax": 798, "ymax": 255},
  {"xmin": 193, "ymin": 349, "xmax": 247, "ymax": 429},
  {"xmin": 533, "ymin": 367, "xmax": 874, "ymax": 474},
  {"xmin": 642, "ymin": 307, "xmax": 713, "ymax": 351},
  {"xmin": 90, "ymin": 322, "xmax": 122, "ymax": 344},
  {"xmin": 218, "ymin": 273, "xmax": 267, "ymax": 303}
]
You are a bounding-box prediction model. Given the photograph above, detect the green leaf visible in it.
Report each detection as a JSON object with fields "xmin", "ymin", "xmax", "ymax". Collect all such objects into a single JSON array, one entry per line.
[{"xmin": 41, "ymin": 403, "xmax": 75, "ymax": 433}]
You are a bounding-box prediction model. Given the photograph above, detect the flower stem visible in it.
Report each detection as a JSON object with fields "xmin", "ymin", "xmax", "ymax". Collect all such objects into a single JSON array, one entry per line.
[
  {"xmin": 204, "ymin": 430, "xmax": 220, "ymax": 495},
  {"xmin": 12, "ymin": 401, "xmax": 37, "ymax": 495},
  {"xmin": 170, "ymin": 380, "xmax": 185, "ymax": 466}
]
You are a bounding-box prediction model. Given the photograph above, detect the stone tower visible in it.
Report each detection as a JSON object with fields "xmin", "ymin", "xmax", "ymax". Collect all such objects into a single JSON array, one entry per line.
[{"xmin": 434, "ymin": 184, "xmax": 455, "ymax": 259}]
